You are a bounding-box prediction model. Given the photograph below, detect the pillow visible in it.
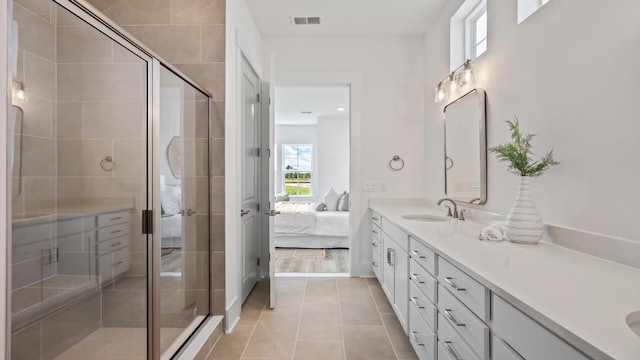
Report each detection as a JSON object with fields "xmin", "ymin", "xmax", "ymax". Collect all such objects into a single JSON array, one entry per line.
[
  {"xmin": 161, "ymin": 186, "xmax": 181, "ymax": 215},
  {"xmin": 337, "ymin": 191, "xmax": 350, "ymax": 211},
  {"xmin": 315, "ymin": 202, "xmax": 327, "ymax": 211},
  {"xmin": 275, "ymin": 193, "xmax": 290, "ymax": 202},
  {"xmin": 323, "ymin": 188, "xmax": 341, "ymax": 211}
]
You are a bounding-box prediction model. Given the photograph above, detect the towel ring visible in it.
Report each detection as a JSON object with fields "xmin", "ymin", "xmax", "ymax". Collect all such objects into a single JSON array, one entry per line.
[
  {"xmin": 100, "ymin": 156, "xmax": 116, "ymax": 172},
  {"xmin": 389, "ymin": 155, "xmax": 404, "ymax": 171}
]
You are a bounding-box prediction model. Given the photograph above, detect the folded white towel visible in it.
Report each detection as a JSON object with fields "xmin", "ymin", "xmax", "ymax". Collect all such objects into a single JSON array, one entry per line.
[{"xmin": 479, "ymin": 223, "xmax": 508, "ymax": 242}]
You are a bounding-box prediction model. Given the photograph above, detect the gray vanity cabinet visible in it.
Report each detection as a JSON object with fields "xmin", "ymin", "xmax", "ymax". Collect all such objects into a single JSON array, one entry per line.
[
  {"xmin": 96, "ymin": 212, "xmax": 132, "ymax": 285},
  {"xmin": 377, "ymin": 217, "xmax": 409, "ymax": 334},
  {"xmin": 371, "ymin": 212, "xmax": 383, "ymax": 281}
]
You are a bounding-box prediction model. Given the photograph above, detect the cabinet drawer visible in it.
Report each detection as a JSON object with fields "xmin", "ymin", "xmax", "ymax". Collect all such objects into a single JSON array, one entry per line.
[
  {"xmin": 382, "ymin": 218, "xmax": 408, "ymax": 252},
  {"xmin": 492, "ymin": 295, "xmax": 588, "ymax": 360},
  {"xmin": 409, "ymin": 237, "xmax": 436, "ymax": 275},
  {"xmin": 438, "ymin": 257, "xmax": 489, "ymax": 321},
  {"xmin": 438, "ymin": 285, "xmax": 489, "ymax": 360},
  {"xmin": 492, "ymin": 336, "xmax": 524, "ymax": 360},
  {"xmin": 409, "ymin": 303, "xmax": 437, "ymax": 360},
  {"xmin": 113, "ymin": 248, "xmax": 131, "ymax": 278},
  {"xmin": 372, "ymin": 245, "xmax": 382, "ymax": 280},
  {"xmin": 97, "ymin": 223, "xmax": 130, "ymax": 242},
  {"xmin": 410, "ymin": 258, "xmax": 437, "ymax": 303},
  {"xmin": 97, "ymin": 212, "xmax": 129, "ymax": 228},
  {"xmin": 371, "ymin": 212, "xmax": 382, "ymax": 228},
  {"xmin": 372, "ymin": 233, "xmax": 382, "ymax": 251},
  {"xmin": 437, "ymin": 314, "xmax": 480, "ymax": 360},
  {"xmin": 98, "ymin": 254, "xmax": 114, "ymax": 285},
  {"xmin": 409, "ymin": 281, "xmax": 437, "ymax": 332},
  {"xmin": 97, "ymin": 235, "xmax": 129, "ymax": 256}
]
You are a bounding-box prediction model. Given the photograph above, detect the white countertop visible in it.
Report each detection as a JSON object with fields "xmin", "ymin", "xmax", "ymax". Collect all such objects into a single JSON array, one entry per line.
[
  {"xmin": 12, "ymin": 200, "xmax": 135, "ymax": 226},
  {"xmin": 370, "ymin": 202, "xmax": 640, "ymax": 360}
]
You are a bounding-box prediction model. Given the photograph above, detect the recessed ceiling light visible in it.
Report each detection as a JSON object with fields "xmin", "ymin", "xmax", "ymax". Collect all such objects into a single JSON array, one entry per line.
[{"xmin": 337, "ymin": 107, "xmax": 345, "ymax": 112}]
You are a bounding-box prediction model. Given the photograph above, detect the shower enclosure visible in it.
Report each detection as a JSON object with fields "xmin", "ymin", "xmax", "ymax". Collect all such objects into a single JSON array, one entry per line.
[{"xmin": 8, "ymin": 0, "xmax": 212, "ymax": 358}]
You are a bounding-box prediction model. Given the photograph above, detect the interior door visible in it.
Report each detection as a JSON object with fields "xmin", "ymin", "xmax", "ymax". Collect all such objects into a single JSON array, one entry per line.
[
  {"xmin": 240, "ymin": 56, "xmax": 261, "ymax": 302},
  {"xmin": 268, "ymin": 54, "xmax": 277, "ymax": 308}
]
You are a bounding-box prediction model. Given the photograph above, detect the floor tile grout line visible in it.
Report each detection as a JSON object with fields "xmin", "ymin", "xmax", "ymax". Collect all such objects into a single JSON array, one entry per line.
[
  {"xmin": 336, "ymin": 278, "xmax": 348, "ymax": 360},
  {"xmin": 291, "ymin": 277, "xmax": 308, "ymax": 360},
  {"xmin": 237, "ymin": 294, "xmax": 269, "ymax": 360},
  {"xmin": 367, "ymin": 280, "xmax": 402, "ymax": 360}
]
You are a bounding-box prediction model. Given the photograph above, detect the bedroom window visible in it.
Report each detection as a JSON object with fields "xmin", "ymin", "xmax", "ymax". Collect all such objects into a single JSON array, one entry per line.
[{"xmin": 282, "ymin": 144, "xmax": 313, "ymax": 196}]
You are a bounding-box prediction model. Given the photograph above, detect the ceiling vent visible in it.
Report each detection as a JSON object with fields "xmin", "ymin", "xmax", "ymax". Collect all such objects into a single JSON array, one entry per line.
[{"xmin": 291, "ymin": 16, "xmax": 321, "ymax": 26}]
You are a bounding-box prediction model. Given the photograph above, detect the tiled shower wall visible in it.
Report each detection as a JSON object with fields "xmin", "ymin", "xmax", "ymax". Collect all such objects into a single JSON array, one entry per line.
[{"xmin": 84, "ymin": 0, "xmax": 227, "ymax": 316}]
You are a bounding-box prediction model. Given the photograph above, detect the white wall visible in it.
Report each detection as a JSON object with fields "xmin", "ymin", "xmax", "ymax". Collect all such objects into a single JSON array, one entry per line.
[
  {"xmin": 1, "ymin": 1, "xmax": 9, "ymax": 354},
  {"xmin": 317, "ymin": 116, "xmax": 350, "ymax": 198},
  {"xmin": 424, "ymin": 0, "xmax": 640, "ymax": 242},
  {"xmin": 262, "ymin": 36, "xmax": 425, "ymax": 275},
  {"xmin": 275, "ymin": 125, "xmax": 318, "ymax": 201},
  {"xmin": 224, "ymin": 0, "xmax": 262, "ymax": 331}
]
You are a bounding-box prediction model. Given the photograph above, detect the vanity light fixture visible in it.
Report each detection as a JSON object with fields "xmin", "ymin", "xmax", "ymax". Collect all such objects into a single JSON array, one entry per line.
[
  {"xmin": 434, "ymin": 59, "xmax": 476, "ymax": 104},
  {"xmin": 12, "ymin": 80, "xmax": 27, "ymax": 103},
  {"xmin": 337, "ymin": 107, "xmax": 345, "ymax": 112}
]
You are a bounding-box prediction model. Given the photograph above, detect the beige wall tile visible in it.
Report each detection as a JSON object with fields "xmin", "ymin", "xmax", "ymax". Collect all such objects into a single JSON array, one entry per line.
[
  {"xmin": 211, "ymin": 214, "xmax": 224, "ymax": 251},
  {"xmin": 20, "ymin": 95, "xmax": 53, "ymax": 138},
  {"xmin": 202, "ymin": 25, "xmax": 224, "ymax": 62},
  {"xmin": 58, "ymin": 63, "xmax": 147, "ymax": 102},
  {"xmin": 170, "ymin": 0, "xmax": 224, "ymax": 25},
  {"xmin": 56, "ymin": 5, "xmax": 85, "ymax": 26},
  {"xmin": 113, "ymin": 139, "xmax": 146, "ymax": 177},
  {"xmin": 57, "ymin": 139, "xmax": 113, "ymax": 176},
  {"xmin": 195, "ymin": 99, "xmax": 209, "ymax": 139},
  {"xmin": 211, "ymin": 138, "xmax": 224, "ymax": 176},
  {"xmin": 211, "ymin": 251, "xmax": 224, "ymax": 290},
  {"xmin": 195, "ymin": 176, "xmax": 209, "ymax": 214},
  {"xmin": 15, "ymin": 0, "xmax": 51, "ymax": 22},
  {"xmin": 197, "ymin": 139, "xmax": 208, "ymax": 176},
  {"xmin": 24, "ymin": 177, "xmax": 56, "ymax": 215},
  {"xmin": 24, "ymin": 52, "xmax": 55, "ymax": 99},
  {"xmin": 84, "ymin": 101, "xmax": 145, "ymax": 139},
  {"xmin": 210, "ymin": 175, "xmax": 224, "ymax": 214},
  {"xmin": 123, "ymin": 25, "xmax": 202, "ymax": 63},
  {"xmin": 14, "ymin": 4, "xmax": 55, "ymax": 62},
  {"xmin": 22, "ymin": 135, "xmax": 55, "ymax": 176},
  {"xmin": 211, "ymin": 100, "xmax": 224, "ymax": 139},
  {"xmin": 57, "ymin": 24, "xmax": 113, "ymax": 64},
  {"xmin": 113, "ymin": 43, "xmax": 145, "ymax": 63},
  {"xmin": 211, "ymin": 288, "xmax": 225, "ymax": 316},
  {"xmin": 56, "ymin": 177, "xmax": 85, "ymax": 203},
  {"xmin": 11, "ymin": 321, "xmax": 41, "ymax": 360},
  {"xmin": 174, "ymin": 63, "xmax": 225, "ymax": 100},
  {"xmin": 12, "ymin": 177, "xmax": 25, "ymax": 218},
  {"xmin": 88, "ymin": 0, "xmax": 171, "ymax": 25},
  {"xmin": 56, "ymin": 102, "xmax": 83, "ymax": 139}
]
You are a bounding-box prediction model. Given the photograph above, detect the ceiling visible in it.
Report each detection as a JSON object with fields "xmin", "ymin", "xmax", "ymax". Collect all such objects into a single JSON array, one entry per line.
[
  {"xmin": 245, "ymin": 0, "xmax": 448, "ymax": 37},
  {"xmin": 276, "ymin": 86, "xmax": 350, "ymax": 125}
]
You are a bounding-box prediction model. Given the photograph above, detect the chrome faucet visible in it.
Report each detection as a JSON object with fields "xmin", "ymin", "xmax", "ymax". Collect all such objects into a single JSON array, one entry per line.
[{"xmin": 437, "ymin": 198, "xmax": 458, "ymax": 219}]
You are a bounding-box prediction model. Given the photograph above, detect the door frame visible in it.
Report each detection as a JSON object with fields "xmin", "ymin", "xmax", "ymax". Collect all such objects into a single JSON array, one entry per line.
[{"xmin": 270, "ymin": 72, "xmax": 363, "ymax": 277}]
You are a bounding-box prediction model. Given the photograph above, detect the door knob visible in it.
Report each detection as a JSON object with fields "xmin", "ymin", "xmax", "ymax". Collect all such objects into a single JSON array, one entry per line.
[
  {"xmin": 263, "ymin": 209, "xmax": 281, "ymax": 216},
  {"xmin": 240, "ymin": 209, "xmax": 250, "ymax": 217}
]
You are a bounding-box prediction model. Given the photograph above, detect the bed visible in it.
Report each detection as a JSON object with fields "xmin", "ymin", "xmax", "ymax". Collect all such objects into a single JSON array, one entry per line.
[
  {"xmin": 161, "ymin": 185, "xmax": 182, "ymax": 248},
  {"xmin": 275, "ymin": 202, "xmax": 350, "ymax": 249}
]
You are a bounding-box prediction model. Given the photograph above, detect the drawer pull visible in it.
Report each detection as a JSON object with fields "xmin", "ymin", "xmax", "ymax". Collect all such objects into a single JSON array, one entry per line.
[
  {"xmin": 111, "ymin": 261, "xmax": 123, "ymax": 267},
  {"xmin": 410, "ymin": 250, "xmax": 426, "ymax": 259},
  {"xmin": 444, "ymin": 341, "xmax": 462, "ymax": 360},
  {"xmin": 110, "ymin": 216, "xmax": 123, "ymax": 221},
  {"xmin": 372, "ymin": 216, "xmax": 379, "ymax": 220},
  {"xmin": 443, "ymin": 308, "xmax": 466, "ymax": 327},
  {"xmin": 410, "ymin": 331, "xmax": 425, "ymax": 346},
  {"xmin": 110, "ymin": 242, "xmax": 123, "ymax": 247},
  {"xmin": 409, "ymin": 296, "xmax": 424, "ymax": 309},
  {"xmin": 372, "ymin": 242, "xmax": 379, "ymax": 247},
  {"xmin": 110, "ymin": 229, "xmax": 123, "ymax": 234},
  {"xmin": 372, "ymin": 261, "xmax": 378, "ymax": 267},
  {"xmin": 410, "ymin": 273, "xmax": 425, "ymax": 284},
  {"xmin": 443, "ymin": 277, "xmax": 466, "ymax": 291},
  {"xmin": 372, "ymin": 229, "xmax": 379, "ymax": 234}
]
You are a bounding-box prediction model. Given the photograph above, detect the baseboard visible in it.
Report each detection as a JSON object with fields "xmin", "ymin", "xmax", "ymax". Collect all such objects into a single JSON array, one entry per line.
[
  {"xmin": 173, "ymin": 315, "xmax": 223, "ymax": 360},
  {"xmin": 225, "ymin": 296, "xmax": 241, "ymax": 333}
]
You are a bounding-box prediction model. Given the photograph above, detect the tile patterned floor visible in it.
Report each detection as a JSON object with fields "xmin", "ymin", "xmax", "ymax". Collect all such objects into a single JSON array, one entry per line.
[
  {"xmin": 208, "ymin": 277, "xmax": 417, "ymax": 360},
  {"xmin": 275, "ymin": 248, "xmax": 350, "ymax": 273}
]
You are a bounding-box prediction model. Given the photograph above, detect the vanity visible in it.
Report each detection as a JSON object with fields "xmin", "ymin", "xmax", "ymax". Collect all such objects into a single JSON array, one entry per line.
[{"xmin": 369, "ymin": 202, "xmax": 640, "ymax": 360}]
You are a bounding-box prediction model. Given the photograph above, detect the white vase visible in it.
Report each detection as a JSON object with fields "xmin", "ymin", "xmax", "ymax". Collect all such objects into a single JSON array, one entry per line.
[{"xmin": 505, "ymin": 176, "xmax": 545, "ymax": 244}]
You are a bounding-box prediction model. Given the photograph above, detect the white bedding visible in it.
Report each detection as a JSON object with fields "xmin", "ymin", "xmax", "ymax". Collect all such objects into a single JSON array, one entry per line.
[{"xmin": 275, "ymin": 202, "xmax": 349, "ymax": 238}]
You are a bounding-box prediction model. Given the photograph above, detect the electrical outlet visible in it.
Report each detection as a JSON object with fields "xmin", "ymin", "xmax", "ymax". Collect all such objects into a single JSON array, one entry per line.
[{"xmin": 362, "ymin": 181, "xmax": 378, "ymax": 192}]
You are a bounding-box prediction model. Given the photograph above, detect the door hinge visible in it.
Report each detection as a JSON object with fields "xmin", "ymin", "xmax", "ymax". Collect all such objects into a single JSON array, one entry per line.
[
  {"xmin": 269, "ymin": 97, "xmax": 271, "ymax": 105},
  {"xmin": 257, "ymin": 257, "xmax": 261, "ymax": 266},
  {"xmin": 142, "ymin": 210, "xmax": 153, "ymax": 234},
  {"xmin": 256, "ymin": 93, "xmax": 260, "ymax": 103},
  {"xmin": 257, "ymin": 203, "xmax": 260, "ymax": 212},
  {"xmin": 256, "ymin": 148, "xmax": 260, "ymax": 157},
  {"xmin": 267, "ymin": 148, "xmax": 271, "ymax": 157}
]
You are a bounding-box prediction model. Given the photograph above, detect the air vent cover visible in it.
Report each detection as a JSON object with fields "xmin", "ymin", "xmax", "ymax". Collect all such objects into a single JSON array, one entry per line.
[{"xmin": 291, "ymin": 16, "xmax": 321, "ymax": 26}]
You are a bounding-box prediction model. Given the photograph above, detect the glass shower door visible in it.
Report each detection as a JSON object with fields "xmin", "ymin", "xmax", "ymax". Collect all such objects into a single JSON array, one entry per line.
[{"xmin": 157, "ymin": 66, "xmax": 210, "ymax": 357}]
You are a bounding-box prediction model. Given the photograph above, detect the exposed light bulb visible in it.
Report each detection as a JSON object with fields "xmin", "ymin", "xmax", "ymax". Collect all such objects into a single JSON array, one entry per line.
[
  {"xmin": 435, "ymin": 83, "xmax": 446, "ymax": 103},
  {"xmin": 464, "ymin": 69, "xmax": 472, "ymax": 83},
  {"xmin": 12, "ymin": 81, "xmax": 27, "ymax": 103},
  {"xmin": 449, "ymin": 75, "xmax": 458, "ymax": 93},
  {"xmin": 16, "ymin": 89, "xmax": 25, "ymax": 100}
]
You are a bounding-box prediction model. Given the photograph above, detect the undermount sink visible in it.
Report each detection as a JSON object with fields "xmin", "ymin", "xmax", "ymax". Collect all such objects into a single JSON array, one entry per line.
[
  {"xmin": 627, "ymin": 311, "xmax": 640, "ymax": 338},
  {"xmin": 401, "ymin": 214, "xmax": 449, "ymax": 222}
]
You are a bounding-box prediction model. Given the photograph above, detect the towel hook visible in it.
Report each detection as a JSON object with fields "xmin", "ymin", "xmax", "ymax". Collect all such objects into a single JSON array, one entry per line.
[
  {"xmin": 100, "ymin": 156, "xmax": 116, "ymax": 172},
  {"xmin": 389, "ymin": 155, "xmax": 405, "ymax": 171}
]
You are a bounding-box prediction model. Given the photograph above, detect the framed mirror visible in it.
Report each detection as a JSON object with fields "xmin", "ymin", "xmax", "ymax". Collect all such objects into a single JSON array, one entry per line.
[{"xmin": 444, "ymin": 89, "xmax": 487, "ymax": 204}]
